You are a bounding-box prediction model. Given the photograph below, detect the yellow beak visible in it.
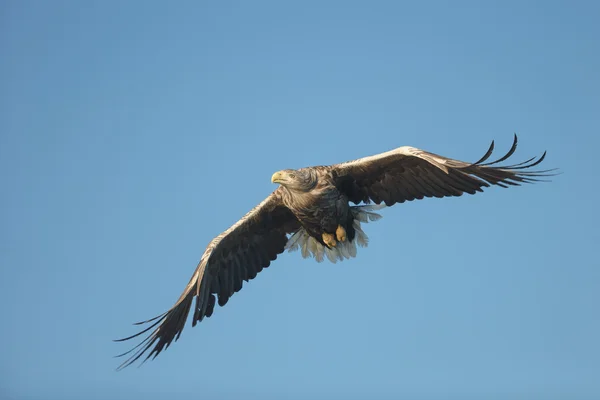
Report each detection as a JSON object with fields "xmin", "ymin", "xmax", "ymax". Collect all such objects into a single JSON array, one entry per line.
[{"xmin": 271, "ymin": 171, "xmax": 284, "ymax": 183}]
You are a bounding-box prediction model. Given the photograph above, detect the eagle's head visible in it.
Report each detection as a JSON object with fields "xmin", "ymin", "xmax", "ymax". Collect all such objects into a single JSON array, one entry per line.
[{"xmin": 271, "ymin": 169, "xmax": 317, "ymax": 192}]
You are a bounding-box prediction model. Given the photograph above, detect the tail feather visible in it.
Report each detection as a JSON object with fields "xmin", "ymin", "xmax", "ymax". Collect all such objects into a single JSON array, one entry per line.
[{"xmin": 284, "ymin": 205, "xmax": 385, "ymax": 263}]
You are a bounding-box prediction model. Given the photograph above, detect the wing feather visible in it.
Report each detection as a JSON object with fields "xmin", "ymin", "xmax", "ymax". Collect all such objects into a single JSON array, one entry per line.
[
  {"xmin": 333, "ymin": 134, "xmax": 555, "ymax": 206},
  {"xmin": 115, "ymin": 189, "xmax": 300, "ymax": 369}
]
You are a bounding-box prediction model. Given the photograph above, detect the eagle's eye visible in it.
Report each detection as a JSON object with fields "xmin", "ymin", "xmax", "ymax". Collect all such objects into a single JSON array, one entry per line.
[{"xmin": 289, "ymin": 173, "xmax": 296, "ymax": 178}]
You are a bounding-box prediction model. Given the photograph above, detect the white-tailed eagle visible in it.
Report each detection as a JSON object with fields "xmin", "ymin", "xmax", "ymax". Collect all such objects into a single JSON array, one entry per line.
[{"xmin": 116, "ymin": 134, "xmax": 554, "ymax": 369}]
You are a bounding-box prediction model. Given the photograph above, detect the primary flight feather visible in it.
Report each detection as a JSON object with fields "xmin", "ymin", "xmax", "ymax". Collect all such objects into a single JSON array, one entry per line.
[{"xmin": 116, "ymin": 134, "xmax": 554, "ymax": 369}]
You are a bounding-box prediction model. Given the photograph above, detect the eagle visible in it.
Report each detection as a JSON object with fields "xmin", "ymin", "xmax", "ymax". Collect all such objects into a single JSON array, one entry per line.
[{"xmin": 116, "ymin": 134, "xmax": 553, "ymax": 369}]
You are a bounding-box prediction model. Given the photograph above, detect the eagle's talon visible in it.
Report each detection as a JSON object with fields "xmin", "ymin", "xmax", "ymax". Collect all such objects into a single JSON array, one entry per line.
[
  {"xmin": 336, "ymin": 225, "xmax": 347, "ymax": 242},
  {"xmin": 322, "ymin": 232, "xmax": 337, "ymax": 248}
]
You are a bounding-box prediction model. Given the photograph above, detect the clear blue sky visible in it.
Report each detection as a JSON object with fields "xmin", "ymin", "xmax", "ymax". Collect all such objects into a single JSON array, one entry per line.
[{"xmin": 1, "ymin": 1, "xmax": 598, "ymax": 399}]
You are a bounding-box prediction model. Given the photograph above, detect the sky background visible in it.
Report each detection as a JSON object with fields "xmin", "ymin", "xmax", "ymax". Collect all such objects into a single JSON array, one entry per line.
[{"xmin": 1, "ymin": 1, "xmax": 599, "ymax": 399}]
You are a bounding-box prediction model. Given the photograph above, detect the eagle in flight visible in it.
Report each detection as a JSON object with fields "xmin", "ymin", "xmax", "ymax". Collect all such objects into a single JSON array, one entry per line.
[{"xmin": 116, "ymin": 134, "xmax": 553, "ymax": 369}]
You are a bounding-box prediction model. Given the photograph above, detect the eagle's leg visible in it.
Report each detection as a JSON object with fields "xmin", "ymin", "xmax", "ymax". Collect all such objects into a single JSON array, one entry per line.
[
  {"xmin": 336, "ymin": 225, "xmax": 347, "ymax": 242},
  {"xmin": 322, "ymin": 232, "xmax": 337, "ymax": 248}
]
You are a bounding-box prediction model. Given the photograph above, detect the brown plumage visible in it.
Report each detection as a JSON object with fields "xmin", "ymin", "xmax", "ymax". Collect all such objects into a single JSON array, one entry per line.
[{"xmin": 115, "ymin": 134, "xmax": 554, "ymax": 369}]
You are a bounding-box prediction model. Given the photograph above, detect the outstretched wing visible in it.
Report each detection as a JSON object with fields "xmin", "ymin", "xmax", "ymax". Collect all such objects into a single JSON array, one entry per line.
[
  {"xmin": 115, "ymin": 189, "xmax": 300, "ymax": 369},
  {"xmin": 332, "ymin": 134, "xmax": 554, "ymax": 206}
]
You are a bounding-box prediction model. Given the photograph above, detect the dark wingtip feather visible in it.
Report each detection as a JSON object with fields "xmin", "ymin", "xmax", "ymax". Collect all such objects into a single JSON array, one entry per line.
[
  {"xmin": 132, "ymin": 313, "xmax": 167, "ymax": 326},
  {"xmin": 501, "ymin": 151, "xmax": 547, "ymax": 170},
  {"xmin": 473, "ymin": 140, "xmax": 495, "ymax": 165},
  {"xmin": 133, "ymin": 311, "xmax": 168, "ymax": 325},
  {"xmin": 480, "ymin": 134, "xmax": 518, "ymax": 166},
  {"xmin": 113, "ymin": 316, "xmax": 165, "ymax": 342},
  {"xmin": 529, "ymin": 151, "xmax": 547, "ymax": 168}
]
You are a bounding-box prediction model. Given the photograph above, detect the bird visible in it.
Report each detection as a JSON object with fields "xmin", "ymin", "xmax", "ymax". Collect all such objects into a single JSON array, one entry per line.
[{"xmin": 115, "ymin": 134, "xmax": 554, "ymax": 369}]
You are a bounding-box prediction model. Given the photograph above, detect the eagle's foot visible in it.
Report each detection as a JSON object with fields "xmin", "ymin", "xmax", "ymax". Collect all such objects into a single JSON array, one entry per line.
[
  {"xmin": 336, "ymin": 225, "xmax": 347, "ymax": 242},
  {"xmin": 322, "ymin": 232, "xmax": 337, "ymax": 248}
]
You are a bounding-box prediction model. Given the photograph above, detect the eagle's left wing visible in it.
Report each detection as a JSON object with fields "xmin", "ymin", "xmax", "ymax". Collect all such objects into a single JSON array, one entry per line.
[{"xmin": 331, "ymin": 135, "xmax": 554, "ymax": 206}]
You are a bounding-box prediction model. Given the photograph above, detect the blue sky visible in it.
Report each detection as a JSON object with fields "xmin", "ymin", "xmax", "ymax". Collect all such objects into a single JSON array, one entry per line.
[{"xmin": 1, "ymin": 1, "xmax": 599, "ymax": 399}]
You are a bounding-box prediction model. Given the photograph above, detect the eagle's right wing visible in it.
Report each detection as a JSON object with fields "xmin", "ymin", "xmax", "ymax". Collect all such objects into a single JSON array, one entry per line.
[{"xmin": 115, "ymin": 188, "xmax": 300, "ymax": 369}]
